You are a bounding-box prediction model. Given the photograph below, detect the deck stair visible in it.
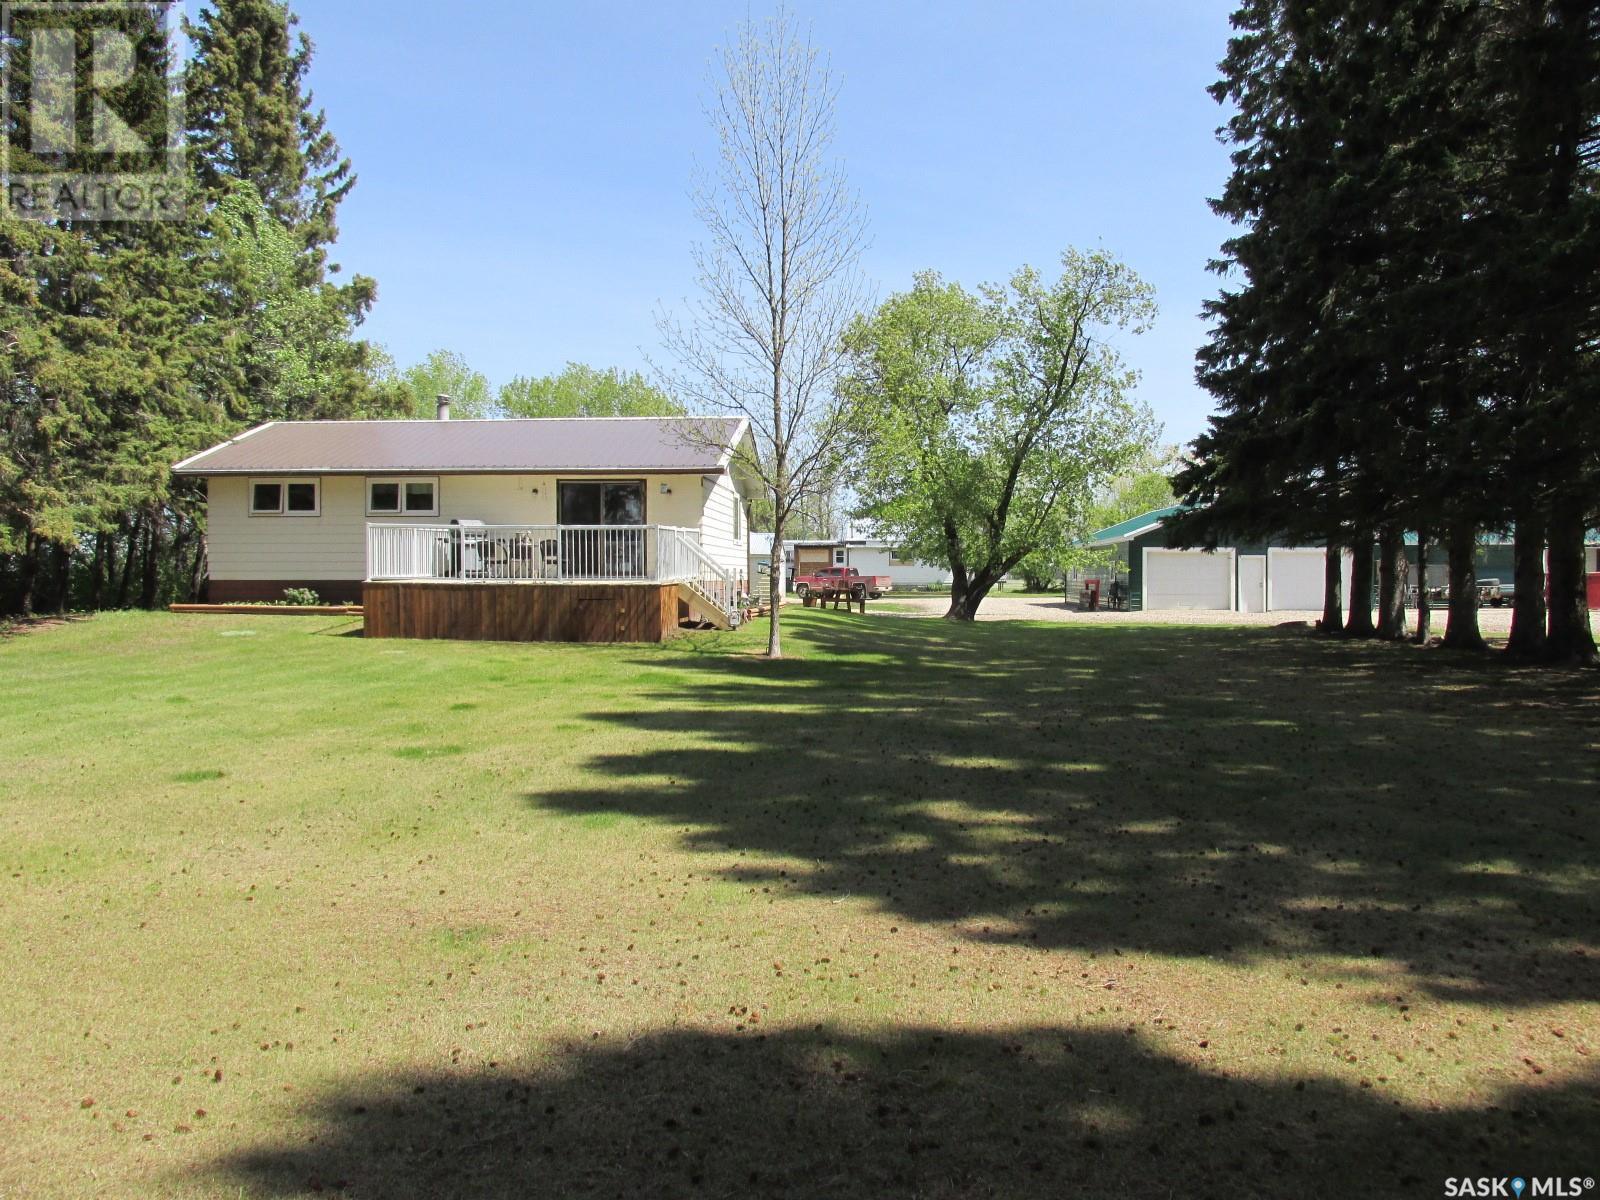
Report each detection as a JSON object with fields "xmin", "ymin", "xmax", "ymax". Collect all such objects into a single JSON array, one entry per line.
[{"xmin": 677, "ymin": 581, "xmax": 736, "ymax": 630}]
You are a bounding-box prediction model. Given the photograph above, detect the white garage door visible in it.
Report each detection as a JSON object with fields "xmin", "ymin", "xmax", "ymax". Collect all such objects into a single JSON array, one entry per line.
[
  {"xmin": 1144, "ymin": 549, "xmax": 1233, "ymax": 610},
  {"xmin": 1267, "ymin": 548, "xmax": 1326, "ymax": 611}
]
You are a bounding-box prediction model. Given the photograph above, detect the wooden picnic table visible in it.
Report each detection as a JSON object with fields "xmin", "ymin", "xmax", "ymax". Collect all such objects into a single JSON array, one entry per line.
[{"xmin": 801, "ymin": 589, "xmax": 867, "ymax": 614}]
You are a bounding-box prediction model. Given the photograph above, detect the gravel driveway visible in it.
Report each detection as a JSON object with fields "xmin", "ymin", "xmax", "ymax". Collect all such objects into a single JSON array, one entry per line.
[{"xmin": 874, "ymin": 593, "xmax": 1561, "ymax": 633}]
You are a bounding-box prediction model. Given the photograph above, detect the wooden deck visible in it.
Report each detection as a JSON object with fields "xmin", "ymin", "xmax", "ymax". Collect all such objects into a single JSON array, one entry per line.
[{"xmin": 363, "ymin": 580, "xmax": 687, "ymax": 644}]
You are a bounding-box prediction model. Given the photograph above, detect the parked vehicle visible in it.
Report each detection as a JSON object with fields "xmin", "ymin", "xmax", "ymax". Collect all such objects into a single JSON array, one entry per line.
[
  {"xmin": 793, "ymin": 565, "xmax": 893, "ymax": 601},
  {"xmin": 1478, "ymin": 578, "xmax": 1511, "ymax": 607},
  {"xmin": 1408, "ymin": 579, "xmax": 1513, "ymax": 607}
]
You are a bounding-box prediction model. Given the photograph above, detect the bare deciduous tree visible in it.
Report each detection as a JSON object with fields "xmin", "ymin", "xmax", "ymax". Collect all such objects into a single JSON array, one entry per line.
[{"xmin": 657, "ymin": 8, "xmax": 867, "ymax": 659}]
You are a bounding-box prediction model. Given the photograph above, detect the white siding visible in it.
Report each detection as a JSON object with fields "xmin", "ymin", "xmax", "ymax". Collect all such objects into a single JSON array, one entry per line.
[
  {"xmin": 842, "ymin": 545, "xmax": 951, "ymax": 587},
  {"xmin": 208, "ymin": 476, "xmax": 367, "ymax": 581},
  {"xmin": 694, "ymin": 471, "xmax": 749, "ymax": 582},
  {"xmin": 1143, "ymin": 548, "xmax": 1236, "ymax": 610},
  {"xmin": 205, "ymin": 470, "xmax": 740, "ymax": 581},
  {"xmin": 1267, "ymin": 547, "xmax": 1327, "ymax": 611}
]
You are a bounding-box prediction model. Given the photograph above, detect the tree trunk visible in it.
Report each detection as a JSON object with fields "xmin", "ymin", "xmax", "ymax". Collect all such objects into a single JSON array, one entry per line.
[
  {"xmin": 116, "ymin": 515, "xmax": 142, "ymax": 608},
  {"xmin": 15, "ymin": 534, "xmax": 41, "ymax": 617},
  {"xmin": 1318, "ymin": 537, "xmax": 1343, "ymax": 633},
  {"xmin": 1375, "ymin": 526, "xmax": 1407, "ymax": 640},
  {"xmin": 1442, "ymin": 523, "xmax": 1486, "ymax": 651},
  {"xmin": 138, "ymin": 514, "xmax": 161, "ymax": 610},
  {"xmin": 189, "ymin": 527, "xmax": 209, "ymax": 603},
  {"xmin": 947, "ymin": 565, "xmax": 1002, "ymax": 621},
  {"xmin": 1344, "ymin": 530, "xmax": 1374, "ymax": 637},
  {"xmin": 946, "ymin": 573, "xmax": 983, "ymax": 621},
  {"xmin": 1507, "ymin": 509, "xmax": 1547, "ymax": 658},
  {"xmin": 941, "ymin": 518, "xmax": 971, "ymax": 621},
  {"xmin": 89, "ymin": 532, "xmax": 108, "ymax": 610},
  {"xmin": 943, "ymin": 573, "xmax": 968, "ymax": 620},
  {"xmin": 50, "ymin": 542, "xmax": 71, "ymax": 614},
  {"xmin": 1413, "ymin": 534, "xmax": 1431, "ymax": 643},
  {"xmin": 1544, "ymin": 494, "xmax": 1596, "ymax": 665},
  {"xmin": 766, "ymin": 505, "xmax": 785, "ymax": 659},
  {"xmin": 102, "ymin": 530, "xmax": 119, "ymax": 609}
]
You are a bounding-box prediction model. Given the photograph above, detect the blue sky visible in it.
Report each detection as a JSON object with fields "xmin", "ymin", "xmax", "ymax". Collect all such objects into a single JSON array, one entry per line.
[{"xmin": 286, "ymin": 0, "xmax": 1239, "ymax": 447}]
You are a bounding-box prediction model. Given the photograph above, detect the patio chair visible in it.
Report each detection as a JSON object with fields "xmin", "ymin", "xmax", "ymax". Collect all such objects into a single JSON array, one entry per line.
[
  {"xmin": 503, "ymin": 532, "xmax": 539, "ymax": 579},
  {"xmin": 480, "ymin": 536, "xmax": 510, "ymax": 579}
]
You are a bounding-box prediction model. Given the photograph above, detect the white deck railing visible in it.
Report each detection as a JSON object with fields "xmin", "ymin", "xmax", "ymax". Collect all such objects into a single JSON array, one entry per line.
[{"xmin": 366, "ymin": 523, "xmax": 741, "ymax": 619}]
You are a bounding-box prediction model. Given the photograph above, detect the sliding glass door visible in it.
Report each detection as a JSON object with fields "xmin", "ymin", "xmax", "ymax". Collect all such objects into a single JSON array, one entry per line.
[{"xmin": 557, "ymin": 481, "xmax": 646, "ymax": 577}]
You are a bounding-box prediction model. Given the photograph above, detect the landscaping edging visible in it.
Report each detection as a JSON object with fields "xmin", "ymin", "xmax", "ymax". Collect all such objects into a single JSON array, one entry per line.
[{"xmin": 168, "ymin": 603, "xmax": 364, "ymax": 616}]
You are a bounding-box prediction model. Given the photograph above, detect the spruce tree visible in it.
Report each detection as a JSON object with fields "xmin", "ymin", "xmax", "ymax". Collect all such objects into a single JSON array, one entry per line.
[
  {"xmin": 184, "ymin": 0, "xmax": 394, "ymax": 425},
  {"xmin": 185, "ymin": 0, "xmax": 352, "ymax": 267},
  {"xmin": 1475, "ymin": 0, "xmax": 1600, "ymax": 663},
  {"xmin": 0, "ymin": 2, "xmax": 220, "ymax": 613}
]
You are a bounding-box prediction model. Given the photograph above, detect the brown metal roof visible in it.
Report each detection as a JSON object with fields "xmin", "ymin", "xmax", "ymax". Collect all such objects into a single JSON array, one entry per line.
[{"xmin": 173, "ymin": 417, "xmax": 748, "ymax": 475}]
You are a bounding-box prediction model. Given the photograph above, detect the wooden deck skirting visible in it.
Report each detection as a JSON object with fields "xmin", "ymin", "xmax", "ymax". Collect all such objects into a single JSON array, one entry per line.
[{"xmin": 362, "ymin": 580, "xmax": 684, "ymax": 644}]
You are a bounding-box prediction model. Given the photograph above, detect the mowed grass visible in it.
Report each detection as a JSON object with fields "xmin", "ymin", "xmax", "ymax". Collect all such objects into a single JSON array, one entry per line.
[{"xmin": 1, "ymin": 610, "xmax": 1597, "ymax": 1199}]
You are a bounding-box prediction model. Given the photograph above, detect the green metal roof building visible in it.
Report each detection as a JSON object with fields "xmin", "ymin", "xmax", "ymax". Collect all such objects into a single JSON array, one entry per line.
[{"xmin": 1080, "ymin": 509, "xmax": 1573, "ymax": 613}]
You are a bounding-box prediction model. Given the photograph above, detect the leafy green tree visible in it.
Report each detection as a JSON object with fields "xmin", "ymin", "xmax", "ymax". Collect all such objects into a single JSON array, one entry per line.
[
  {"xmin": 843, "ymin": 252, "xmax": 1158, "ymax": 621},
  {"xmin": 1098, "ymin": 460, "xmax": 1180, "ymax": 525},
  {"xmin": 215, "ymin": 183, "xmax": 403, "ymax": 422},
  {"xmin": 1020, "ymin": 452, "xmax": 1177, "ymax": 590},
  {"xmin": 499, "ymin": 364, "xmax": 682, "ymax": 418},
  {"xmin": 399, "ymin": 350, "xmax": 496, "ymax": 419}
]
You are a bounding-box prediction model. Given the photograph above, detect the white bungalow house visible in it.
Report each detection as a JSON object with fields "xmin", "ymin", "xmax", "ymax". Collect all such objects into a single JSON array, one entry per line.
[
  {"xmin": 173, "ymin": 407, "xmax": 757, "ymax": 641},
  {"xmin": 785, "ymin": 532, "xmax": 951, "ymax": 589}
]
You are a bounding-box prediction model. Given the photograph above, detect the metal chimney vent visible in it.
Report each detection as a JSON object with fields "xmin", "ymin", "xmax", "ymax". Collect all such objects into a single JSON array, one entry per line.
[{"xmin": 436, "ymin": 394, "xmax": 451, "ymax": 421}]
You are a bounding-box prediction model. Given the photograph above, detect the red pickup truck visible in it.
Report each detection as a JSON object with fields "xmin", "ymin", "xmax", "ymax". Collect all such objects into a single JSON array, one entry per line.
[{"xmin": 793, "ymin": 565, "xmax": 893, "ymax": 601}]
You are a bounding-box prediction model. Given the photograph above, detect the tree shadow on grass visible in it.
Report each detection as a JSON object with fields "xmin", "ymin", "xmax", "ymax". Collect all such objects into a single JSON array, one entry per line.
[
  {"xmin": 0, "ymin": 612, "xmax": 94, "ymax": 638},
  {"xmin": 528, "ymin": 615, "xmax": 1600, "ymax": 1007},
  {"xmin": 204, "ymin": 1024, "xmax": 1598, "ymax": 1199}
]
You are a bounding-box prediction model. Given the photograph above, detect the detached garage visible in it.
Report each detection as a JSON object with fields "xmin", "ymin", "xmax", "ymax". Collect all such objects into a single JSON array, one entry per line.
[
  {"xmin": 1086, "ymin": 511, "xmax": 1589, "ymax": 614},
  {"xmin": 1266, "ymin": 547, "xmax": 1327, "ymax": 611},
  {"xmin": 1143, "ymin": 548, "xmax": 1235, "ymax": 610},
  {"xmin": 1087, "ymin": 507, "xmax": 1327, "ymax": 613}
]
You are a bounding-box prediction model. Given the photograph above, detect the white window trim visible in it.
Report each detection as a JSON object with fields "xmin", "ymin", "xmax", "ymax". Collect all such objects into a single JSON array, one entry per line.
[
  {"xmin": 249, "ymin": 477, "xmax": 320, "ymax": 517},
  {"xmin": 366, "ymin": 476, "xmax": 440, "ymax": 517},
  {"xmin": 833, "ymin": 547, "xmax": 846, "ymax": 565}
]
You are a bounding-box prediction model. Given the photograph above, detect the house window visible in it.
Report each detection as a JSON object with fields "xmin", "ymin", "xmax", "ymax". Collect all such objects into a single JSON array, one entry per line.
[
  {"xmin": 833, "ymin": 547, "xmax": 846, "ymax": 565},
  {"xmin": 250, "ymin": 478, "xmax": 319, "ymax": 516},
  {"xmin": 367, "ymin": 477, "xmax": 439, "ymax": 517},
  {"xmin": 250, "ymin": 481, "xmax": 282, "ymax": 514},
  {"xmin": 557, "ymin": 480, "xmax": 645, "ymax": 526},
  {"xmin": 557, "ymin": 481, "xmax": 648, "ymax": 579},
  {"xmin": 733, "ymin": 501, "xmax": 743, "ymax": 540},
  {"xmin": 889, "ymin": 547, "xmax": 907, "ymax": 564}
]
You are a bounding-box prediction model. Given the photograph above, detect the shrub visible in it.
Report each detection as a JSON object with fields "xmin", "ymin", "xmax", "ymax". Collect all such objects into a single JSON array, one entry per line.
[{"xmin": 281, "ymin": 587, "xmax": 321, "ymax": 606}]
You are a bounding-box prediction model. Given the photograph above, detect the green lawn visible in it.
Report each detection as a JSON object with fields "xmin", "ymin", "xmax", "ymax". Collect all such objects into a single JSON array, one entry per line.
[{"xmin": 1, "ymin": 610, "xmax": 1596, "ymax": 1198}]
